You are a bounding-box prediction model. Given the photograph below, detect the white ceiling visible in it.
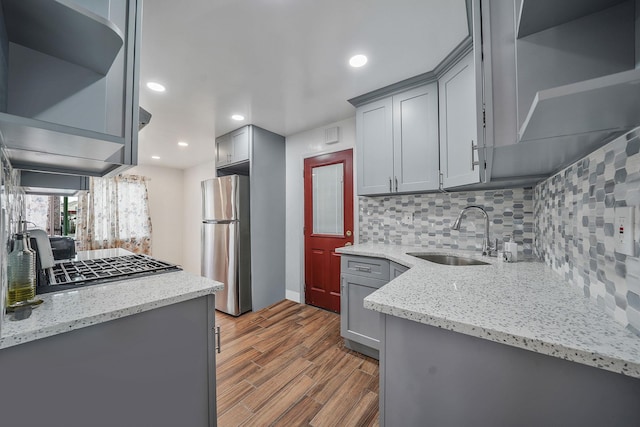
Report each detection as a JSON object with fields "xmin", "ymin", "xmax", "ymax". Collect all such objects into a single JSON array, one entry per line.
[{"xmin": 137, "ymin": 0, "xmax": 468, "ymax": 169}]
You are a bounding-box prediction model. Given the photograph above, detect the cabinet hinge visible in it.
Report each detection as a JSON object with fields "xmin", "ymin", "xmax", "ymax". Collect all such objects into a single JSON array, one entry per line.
[{"xmin": 482, "ymin": 108, "xmax": 486, "ymax": 128}]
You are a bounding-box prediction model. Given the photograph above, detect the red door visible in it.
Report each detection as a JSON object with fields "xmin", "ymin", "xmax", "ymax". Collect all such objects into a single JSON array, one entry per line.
[{"xmin": 304, "ymin": 149, "xmax": 353, "ymax": 313}]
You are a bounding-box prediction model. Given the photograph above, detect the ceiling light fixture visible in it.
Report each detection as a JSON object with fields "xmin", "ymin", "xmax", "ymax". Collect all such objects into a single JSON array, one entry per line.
[
  {"xmin": 178, "ymin": 141, "xmax": 189, "ymax": 147},
  {"xmin": 146, "ymin": 82, "xmax": 166, "ymax": 92},
  {"xmin": 231, "ymin": 114, "xmax": 245, "ymax": 121},
  {"xmin": 151, "ymin": 155, "xmax": 161, "ymax": 159},
  {"xmin": 349, "ymin": 54, "xmax": 368, "ymax": 68}
]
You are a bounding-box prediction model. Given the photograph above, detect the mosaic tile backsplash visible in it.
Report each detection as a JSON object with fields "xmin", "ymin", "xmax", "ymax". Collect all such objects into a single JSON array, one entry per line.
[
  {"xmin": 535, "ymin": 128, "xmax": 640, "ymax": 332},
  {"xmin": 359, "ymin": 188, "xmax": 535, "ymax": 259}
]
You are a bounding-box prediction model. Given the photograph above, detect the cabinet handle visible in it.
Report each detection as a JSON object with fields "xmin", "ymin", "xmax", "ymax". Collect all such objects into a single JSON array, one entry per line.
[
  {"xmin": 471, "ymin": 140, "xmax": 479, "ymax": 171},
  {"xmin": 354, "ymin": 265, "xmax": 372, "ymax": 273},
  {"xmin": 215, "ymin": 326, "xmax": 221, "ymax": 353},
  {"xmin": 389, "ymin": 177, "xmax": 392, "ymax": 192},
  {"xmin": 395, "ymin": 177, "xmax": 398, "ymax": 192}
]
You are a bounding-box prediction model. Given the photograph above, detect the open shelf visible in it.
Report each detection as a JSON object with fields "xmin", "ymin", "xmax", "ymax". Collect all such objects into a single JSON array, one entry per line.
[
  {"xmin": 3, "ymin": 0, "xmax": 124, "ymax": 75},
  {"xmin": 0, "ymin": 112, "xmax": 127, "ymax": 175},
  {"xmin": 517, "ymin": 0, "xmax": 627, "ymax": 38},
  {"xmin": 518, "ymin": 68, "xmax": 640, "ymax": 144}
]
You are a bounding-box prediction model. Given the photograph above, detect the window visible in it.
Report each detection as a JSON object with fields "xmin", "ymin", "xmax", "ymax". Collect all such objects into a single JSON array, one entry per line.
[
  {"xmin": 24, "ymin": 196, "xmax": 78, "ymax": 236},
  {"xmin": 76, "ymin": 175, "xmax": 152, "ymax": 255}
]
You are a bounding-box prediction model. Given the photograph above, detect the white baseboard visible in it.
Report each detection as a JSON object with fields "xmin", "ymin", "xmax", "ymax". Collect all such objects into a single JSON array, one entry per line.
[{"xmin": 286, "ymin": 290, "xmax": 301, "ymax": 303}]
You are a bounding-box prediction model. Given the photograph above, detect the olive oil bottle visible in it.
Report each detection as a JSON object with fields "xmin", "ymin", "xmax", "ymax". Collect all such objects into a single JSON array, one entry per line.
[{"xmin": 6, "ymin": 233, "xmax": 35, "ymax": 307}]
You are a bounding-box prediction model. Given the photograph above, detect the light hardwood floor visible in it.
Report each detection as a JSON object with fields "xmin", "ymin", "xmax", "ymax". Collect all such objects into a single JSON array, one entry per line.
[{"xmin": 216, "ymin": 299, "xmax": 380, "ymax": 426}]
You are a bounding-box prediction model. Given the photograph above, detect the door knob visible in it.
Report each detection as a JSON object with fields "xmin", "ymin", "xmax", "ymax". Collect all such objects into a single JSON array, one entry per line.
[{"xmin": 346, "ymin": 230, "xmax": 352, "ymax": 237}]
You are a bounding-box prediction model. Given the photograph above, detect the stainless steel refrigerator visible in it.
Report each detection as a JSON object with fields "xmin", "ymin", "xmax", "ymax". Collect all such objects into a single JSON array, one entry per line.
[{"xmin": 201, "ymin": 175, "xmax": 251, "ymax": 315}]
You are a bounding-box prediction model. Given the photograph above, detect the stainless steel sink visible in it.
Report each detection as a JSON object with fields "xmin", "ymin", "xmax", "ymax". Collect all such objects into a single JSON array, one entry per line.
[{"xmin": 406, "ymin": 253, "xmax": 490, "ymax": 266}]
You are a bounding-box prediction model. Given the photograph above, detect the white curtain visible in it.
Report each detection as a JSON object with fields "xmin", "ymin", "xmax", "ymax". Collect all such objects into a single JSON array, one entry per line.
[
  {"xmin": 76, "ymin": 175, "xmax": 153, "ymax": 255},
  {"xmin": 24, "ymin": 195, "xmax": 60, "ymax": 235}
]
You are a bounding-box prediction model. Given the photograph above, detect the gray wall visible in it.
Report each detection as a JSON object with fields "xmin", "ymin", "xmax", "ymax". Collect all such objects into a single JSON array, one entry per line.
[{"xmin": 535, "ymin": 127, "xmax": 640, "ymax": 332}]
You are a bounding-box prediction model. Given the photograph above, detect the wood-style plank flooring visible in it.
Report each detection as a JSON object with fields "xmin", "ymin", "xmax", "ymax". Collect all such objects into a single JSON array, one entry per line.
[{"xmin": 216, "ymin": 299, "xmax": 380, "ymax": 426}]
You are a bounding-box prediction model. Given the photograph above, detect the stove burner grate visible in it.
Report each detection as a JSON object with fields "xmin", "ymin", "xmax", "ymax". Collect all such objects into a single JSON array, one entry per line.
[{"xmin": 40, "ymin": 254, "xmax": 181, "ymax": 293}]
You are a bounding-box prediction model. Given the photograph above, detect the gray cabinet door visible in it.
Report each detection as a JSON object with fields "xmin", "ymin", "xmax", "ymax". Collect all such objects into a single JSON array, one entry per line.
[
  {"xmin": 439, "ymin": 51, "xmax": 480, "ymax": 189},
  {"xmin": 356, "ymin": 97, "xmax": 394, "ymax": 195},
  {"xmin": 393, "ymin": 83, "xmax": 440, "ymax": 192},
  {"xmin": 230, "ymin": 126, "xmax": 250, "ymax": 163},
  {"xmin": 340, "ymin": 273, "xmax": 387, "ymax": 350},
  {"xmin": 390, "ymin": 261, "xmax": 409, "ymax": 279},
  {"xmin": 216, "ymin": 134, "xmax": 232, "ymax": 166}
]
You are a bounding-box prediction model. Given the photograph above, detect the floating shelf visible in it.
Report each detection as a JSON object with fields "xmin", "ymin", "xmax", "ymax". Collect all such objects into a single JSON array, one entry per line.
[
  {"xmin": 0, "ymin": 112, "xmax": 127, "ymax": 175},
  {"xmin": 3, "ymin": 0, "xmax": 124, "ymax": 75},
  {"xmin": 20, "ymin": 170, "xmax": 89, "ymax": 196},
  {"xmin": 494, "ymin": 130, "xmax": 622, "ymax": 179},
  {"xmin": 518, "ymin": 68, "xmax": 640, "ymax": 144},
  {"xmin": 517, "ymin": 0, "xmax": 627, "ymax": 38}
]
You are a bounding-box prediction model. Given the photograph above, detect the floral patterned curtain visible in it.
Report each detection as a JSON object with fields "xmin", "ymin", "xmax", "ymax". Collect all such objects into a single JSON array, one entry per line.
[
  {"xmin": 24, "ymin": 196, "xmax": 60, "ymax": 234},
  {"xmin": 76, "ymin": 174, "xmax": 152, "ymax": 255}
]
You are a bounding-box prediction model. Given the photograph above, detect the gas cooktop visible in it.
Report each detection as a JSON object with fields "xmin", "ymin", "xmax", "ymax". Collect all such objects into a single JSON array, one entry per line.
[{"xmin": 37, "ymin": 254, "xmax": 182, "ymax": 294}]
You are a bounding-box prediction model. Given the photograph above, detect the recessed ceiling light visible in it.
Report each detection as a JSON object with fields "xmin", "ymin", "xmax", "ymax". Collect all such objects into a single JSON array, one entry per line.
[
  {"xmin": 178, "ymin": 141, "xmax": 189, "ymax": 147},
  {"xmin": 349, "ymin": 54, "xmax": 368, "ymax": 68},
  {"xmin": 231, "ymin": 114, "xmax": 245, "ymax": 121},
  {"xmin": 151, "ymin": 155, "xmax": 161, "ymax": 160},
  {"xmin": 146, "ymin": 82, "xmax": 166, "ymax": 92}
]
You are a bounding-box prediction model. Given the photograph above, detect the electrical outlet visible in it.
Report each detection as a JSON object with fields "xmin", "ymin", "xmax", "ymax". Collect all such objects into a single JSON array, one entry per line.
[
  {"xmin": 402, "ymin": 212, "xmax": 414, "ymax": 225},
  {"xmin": 614, "ymin": 206, "xmax": 636, "ymax": 256}
]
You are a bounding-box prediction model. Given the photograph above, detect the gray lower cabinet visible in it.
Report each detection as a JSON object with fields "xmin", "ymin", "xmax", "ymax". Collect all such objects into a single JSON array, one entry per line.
[
  {"xmin": 390, "ymin": 261, "xmax": 409, "ymax": 279},
  {"xmin": 0, "ymin": 295, "xmax": 218, "ymax": 427},
  {"xmin": 379, "ymin": 313, "xmax": 640, "ymax": 427},
  {"xmin": 340, "ymin": 272, "xmax": 386, "ymax": 359},
  {"xmin": 341, "ymin": 255, "xmax": 410, "ymax": 360},
  {"xmin": 340, "ymin": 255, "xmax": 391, "ymax": 359},
  {"xmin": 356, "ymin": 83, "xmax": 439, "ymax": 196}
]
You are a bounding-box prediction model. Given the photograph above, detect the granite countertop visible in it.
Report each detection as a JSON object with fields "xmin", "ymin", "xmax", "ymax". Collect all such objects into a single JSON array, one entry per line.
[
  {"xmin": 0, "ymin": 251, "xmax": 223, "ymax": 350},
  {"xmin": 337, "ymin": 243, "xmax": 640, "ymax": 378}
]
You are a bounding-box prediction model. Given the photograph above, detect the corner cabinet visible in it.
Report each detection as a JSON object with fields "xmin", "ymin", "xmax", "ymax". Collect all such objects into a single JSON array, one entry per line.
[
  {"xmin": 340, "ymin": 254, "xmax": 409, "ymax": 360},
  {"xmin": 356, "ymin": 83, "xmax": 439, "ymax": 196},
  {"xmin": 0, "ymin": 0, "xmax": 142, "ymax": 177},
  {"xmin": 439, "ymin": 51, "xmax": 482, "ymax": 188}
]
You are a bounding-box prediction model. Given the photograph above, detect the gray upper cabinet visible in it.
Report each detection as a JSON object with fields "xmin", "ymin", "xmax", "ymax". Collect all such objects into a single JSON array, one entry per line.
[
  {"xmin": 393, "ymin": 84, "xmax": 439, "ymax": 193},
  {"xmin": 215, "ymin": 134, "xmax": 232, "ymax": 167},
  {"xmin": 216, "ymin": 126, "xmax": 250, "ymax": 167},
  {"xmin": 230, "ymin": 126, "xmax": 250, "ymax": 163},
  {"xmin": 439, "ymin": 51, "xmax": 480, "ymax": 189},
  {"xmin": 0, "ymin": 0, "xmax": 142, "ymax": 177},
  {"xmin": 356, "ymin": 97, "xmax": 394, "ymax": 195},
  {"xmin": 356, "ymin": 83, "xmax": 438, "ymax": 196}
]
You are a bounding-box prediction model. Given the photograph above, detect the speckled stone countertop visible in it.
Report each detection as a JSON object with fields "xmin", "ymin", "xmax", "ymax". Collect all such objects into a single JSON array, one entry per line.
[
  {"xmin": 337, "ymin": 243, "xmax": 640, "ymax": 378},
  {"xmin": 0, "ymin": 251, "xmax": 223, "ymax": 349}
]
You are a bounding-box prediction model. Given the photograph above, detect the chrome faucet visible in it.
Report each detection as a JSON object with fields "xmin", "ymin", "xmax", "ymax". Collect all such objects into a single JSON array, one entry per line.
[{"xmin": 451, "ymin": 205, "xmax": 497, "ymax": 256}]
